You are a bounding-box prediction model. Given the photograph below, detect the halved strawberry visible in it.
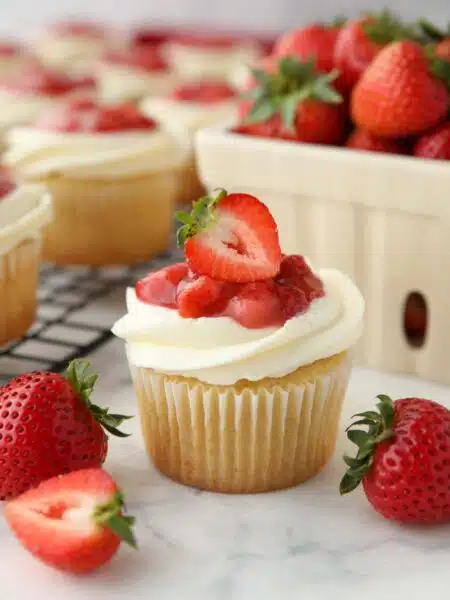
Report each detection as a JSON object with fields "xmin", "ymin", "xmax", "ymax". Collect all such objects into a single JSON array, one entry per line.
[
  {"xmin": 4, "ymin": 468, "xmax": 136, "ymax": 574},
  {"xmin": 177, "ymin": 275, "xmax": 228, "ymax": 318},
  {"xmin": 136, "ymin": 263, "xmax": 189, "ymax": 307},
  {"xmin": 176, "ymin": 190, "xmax": 282, "ymax": 283}
]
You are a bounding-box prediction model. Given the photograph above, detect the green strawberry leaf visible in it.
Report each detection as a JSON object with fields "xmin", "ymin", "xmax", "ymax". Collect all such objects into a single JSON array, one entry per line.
[{"xmin": 245, "ymin": 97, "xmax": 278, "ymax": 123}]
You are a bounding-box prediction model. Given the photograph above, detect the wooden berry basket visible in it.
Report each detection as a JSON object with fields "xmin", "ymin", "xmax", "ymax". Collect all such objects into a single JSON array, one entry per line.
[{"xmin": 195, "ymin": 126, "xmax": 450, "ymax": 384}]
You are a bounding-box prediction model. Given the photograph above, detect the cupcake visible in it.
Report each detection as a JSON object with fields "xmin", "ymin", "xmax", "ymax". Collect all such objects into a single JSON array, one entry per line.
[
  {"xmin": 164, "ymin": 32, "xmax": 263, "ymax": 83},
  {"xmin": 4, "ymin": 98, "xmax": 185, "ymax": 267},
  {"xmin": 0, "ymin": 65, "xmax": 96, "ymax": 150},
  {"xmin": 141, "ymin": 80, "xmax": 237, "ymax": 204},
  {"xmin": 0, "ymin": 171, "xmax": 52, "ymax": 346},
  {"xmin": 112, "ymin": 189, "xmax": 364, "ymax": 493},
  {"xmin": 34, "ymin": 20, "xmax": 124, "ymax": 75},
  {"xmin": 97, "ymin": 46, "xmax": 177, "ymax": 104}
]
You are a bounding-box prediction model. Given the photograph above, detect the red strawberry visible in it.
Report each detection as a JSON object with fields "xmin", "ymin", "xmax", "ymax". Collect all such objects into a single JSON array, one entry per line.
[
  {"xmin": 0, "ymin": 360, "xmax": 131, "ymax": 500},
  {"xmin": 177, "ymin": 276, "xmax": 228, "ymax": 318},
  {"xmin": 274, "ymin": 23, "xmax": 341, "ymax": 73},
  {"xmin": 238, "ymin": 56, "xmax": 345, "ymax": 145},
  {"xmin": 136, "ymin": 263, "xmax": 189, "ymax": 308},
  {"xmin": 413, "ymin": 120, "xmax": 450, "ymax": 160},
  {"xmin": 418, "ymin": 19, "xmax": 450, "ymax": 62},
  {"xmin": 346, "ymin": 128, "xmax": 405, "ymax": 153},
  {"xmin": 226, "ymin": 280, "xmax": 282, "ymax": 328},
  {"xmin": 0, "ymin": 168, "xmax": 15, "ymax": 198},
  {"xmin": 351, "ymin": 41, "xmax": 450, "ymax": 138},
  {"xmin": 5, "ymin": 468, "xmax": 136, "ymax": 573},
  {"xmin": 333, "ymin": 13, "xmax": 416, "ymax": 91},
  {"xmin": 233, "ymin": 114, "xmax": 281, "ymax": 138},
  {"xmin": 176, "ymin": 189, "xmax": 282, "ymax": 283},
  {"xmin": 340, "ymin": 394, "xmax": 450, "ymax": 524}
]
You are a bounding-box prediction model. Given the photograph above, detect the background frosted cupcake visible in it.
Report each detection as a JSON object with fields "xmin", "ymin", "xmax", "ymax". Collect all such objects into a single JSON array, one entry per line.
[
  {"xmin": 0, "ymin": 171, "xmax": 52, "ymax": 346},
  {"xmin": 34, "ymin": 20, "xmax": 124, "ymax": 76},
  {"xmin": 0, "ymin": 65, "xmax": 96, "ymax": 150},
  {"xmin": 97, "ymin": 46, "xmax": 177, "ymax": 104},
  {"xmin": 141, "ymin": 80, "xmax": 237, "ymax": 204},
  {"xmin": 164, "ymin": 32, "xmax": 263, "ymax": 83},
  {"xmin": 5, "ymin": 98, "xmax": 185, "ymax": 267},
  {"xmin": 0, "ymin": 41, "xmax": 37, "ymax": 79},
  {"xmin": 112, "ymin": 189, "xmax": 364, "ymax": 493}
]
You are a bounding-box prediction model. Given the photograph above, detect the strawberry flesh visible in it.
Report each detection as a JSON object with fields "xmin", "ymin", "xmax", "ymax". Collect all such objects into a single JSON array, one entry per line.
[
  {"xmin": 103, "ymin": 46, "xmax": 169, "ymax": 72},
  {"xmin": 0, "ymin": 65, "xmax": 95, "ymax": 96}
]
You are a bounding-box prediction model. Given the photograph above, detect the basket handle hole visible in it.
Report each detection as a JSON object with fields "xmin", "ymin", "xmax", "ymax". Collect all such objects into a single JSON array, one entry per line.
[{"xmin": 403, "ymin": 291, "xmax": 427, "ymax": 348}]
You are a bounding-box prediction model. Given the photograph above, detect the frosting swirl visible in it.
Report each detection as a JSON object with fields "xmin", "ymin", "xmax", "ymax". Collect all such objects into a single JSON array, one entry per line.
[
  {"xmin": 5, "ymin": 127, "xmax": 187, "ymax": 179},
  {"xmin": 112, "ymin": 267, "xmax": 364, "ymax": 385}
]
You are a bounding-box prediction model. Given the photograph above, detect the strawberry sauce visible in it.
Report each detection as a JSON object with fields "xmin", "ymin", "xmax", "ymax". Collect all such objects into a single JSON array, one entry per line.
[
  {"xmin": 169, "ymin": 81, "xmax": 236, "ymax": 103},
  {"xmin": 136, "ymin": 255, "xmax": 325, "ymax": 329}
]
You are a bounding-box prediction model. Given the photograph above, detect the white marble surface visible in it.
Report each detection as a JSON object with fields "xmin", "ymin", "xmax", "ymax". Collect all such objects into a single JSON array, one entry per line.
[{"xmin": 1, "ymin": 290, "xmax": 450, "ymax": 599}]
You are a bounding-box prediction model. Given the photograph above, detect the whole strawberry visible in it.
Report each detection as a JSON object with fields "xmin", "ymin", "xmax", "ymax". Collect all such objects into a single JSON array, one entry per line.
[
  {"xmin": 274, "ymin": 21, "xmax": 343, "ymax": 73},
  {"xmin": 351, "ymin": 40, "xmax": 450, "ymax": 138},
  {"xmin": 0, "ymin": 360, "xmax": 131, "ymax": 500},
  {"xmin": 346, "ymin": 128, "xmax": 405, "ymax": 154},
  {"xmin": 418, "ymin": 19, "xmax": 450, "ymax": 62},
  {"xmin": 237, "ymin": 56, "xmax": 345, "ymax": 145},
  {"xmin": 340, "ymin": 394, "xmax": 450, "ymax": 524},
  {"xmin": 334, "ymin": 11, "xmax": 417, "ymax": 91},
  {"xmin": 414, "ymin": 121, "xmax": 450, "ymax": 160}
]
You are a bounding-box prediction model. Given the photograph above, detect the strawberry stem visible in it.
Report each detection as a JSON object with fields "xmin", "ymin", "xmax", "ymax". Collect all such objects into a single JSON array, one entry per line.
[
  {"xmin": 93, "ymin": 489, "xmax": 137, "ymax": 548},
  {"xmin": 340, "ymin": 394, "xmax": 395, "ymax": 495},
  {"xmin": 418, "ymin": 19, "xmax": 449, "ymax": 42},
  {"xmin": 175, "ymin": 188, "xmax": 227, "ymax": 247},
  {"xmin": 65, "ymin": 359, "xmax": 133, "ymax": 438},
  {"xmin": 363, "ymin": 10, "xmax": 420, "ymax": 44}
]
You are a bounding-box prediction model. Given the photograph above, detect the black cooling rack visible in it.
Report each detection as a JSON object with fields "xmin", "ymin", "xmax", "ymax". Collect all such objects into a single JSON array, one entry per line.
[{"xmin": 0, "ymin": 245, "xmax": 182, "ymax": 383}]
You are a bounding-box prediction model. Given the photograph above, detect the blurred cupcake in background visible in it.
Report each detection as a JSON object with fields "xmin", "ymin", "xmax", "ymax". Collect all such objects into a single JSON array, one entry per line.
[
  {"xmin": 0, "ymin": 170, "xmax": 52, "ymax": 346},
  {"xmin": 131, "ymin": 26, "xmax": 172, "ymax": 52},
  {"xmin": 0, "ymin": 65, "xmax": 96, "ymax": 151},
  {"xmin": 141, "ymin": 80, "xmax": 237, "ymax": 204},
  {"xmin": 0, "ymin": 41, "xmax": 38, "ymax": 79},
  {"xmin": 97, "ymin": 46, "xmax": 178, "ymax": 104},
  {"xmin": 164, "ymin": 32, "xmax": 263, "ymax": 83},
  {"xmin": 5, "ymin": 98, "xmax": 186, "ymax": 266},
  {"xmin": 33, "ymin": 20, "xmax": 125, "ymax": 76}
]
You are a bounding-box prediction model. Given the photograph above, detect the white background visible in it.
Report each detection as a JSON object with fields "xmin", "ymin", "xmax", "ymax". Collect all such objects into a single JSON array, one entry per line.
[{"xmin": 1, "ymin": 0, "xmax": 448, "ymax": 38}]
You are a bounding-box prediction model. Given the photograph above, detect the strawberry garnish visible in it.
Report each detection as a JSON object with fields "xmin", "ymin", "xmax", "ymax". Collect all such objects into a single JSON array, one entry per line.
[
  {"xmin": 345, "ymin": 128, "xmax": 405, "ymax": 154},
  {"xmin": 177, "ymin": 276, "xmax": 229, "ymax": 318},
  {"xmin": 169, "ymin": 81, "xmax": 236, "ymax": 103},
  {"xmin": 341, "ymin": 394, "xmax": 450, "ymax": 524},
  {"xmin": 176, "ymin": 189, "xmax": 282, "ymax": 283},
  {"xmin": 136, "ymin": 263, "xmax": 189, "ymax": 307},
  {"xmin": 0, "ymin": 360, "xmax": 132, "ymax": 500},
  {"xmin": 5, "ymin": 468, "xmax": 136, "ymax": 573},
  {"xmin": 239, "ymin": 56, "xmax": 345, "ymax": 145}
]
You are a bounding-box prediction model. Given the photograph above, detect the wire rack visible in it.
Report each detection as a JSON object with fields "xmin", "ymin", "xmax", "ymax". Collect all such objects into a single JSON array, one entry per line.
[{"xmin": 0, "ymin": 244, "xmax": 182, "ymax": 383}]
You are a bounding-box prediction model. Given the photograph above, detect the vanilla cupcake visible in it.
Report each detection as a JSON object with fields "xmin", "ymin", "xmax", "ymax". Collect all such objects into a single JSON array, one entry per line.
[
  {"xmin": 34, "ymin": 20, "xmax": 124, "ymax": 76},
  {"xmin": 141, "ymin": 80, "xmax": 237, "ymax": 204},
  {"xmin": 164, "ymin": 32, "xmax": 263, "ymax": 83},
  {"xmin": 0, "ymin": 65, "xmax": 96, "ymax": 150},
  {"xmin": 97, "ymin": 46, "xmax": 177, "ymax": 104},
  {"xmin": 5, "ymin": 99, "xmax": 185, "ymax": 267},
  {"xmin": 0, "ymin": 173, "xmax": 52, "ymax": 345},
  {"xmin": 112, "ymin": 189, "xmax": 364, "ymax": 493}
]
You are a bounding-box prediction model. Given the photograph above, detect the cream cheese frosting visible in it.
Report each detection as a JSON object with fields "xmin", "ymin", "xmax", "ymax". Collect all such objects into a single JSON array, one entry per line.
[
  {"xmin": 4, "ymin": 127, "xmax": 187, "ymax": 180},
  {"xmin": 0, "ymin": 184, "xmax": 52, "ymax": 254},
  {"xmin": 140, "ymin": 96, "xmax": 236, "ymax": 143},
  {"xmin": 112, "ymin": 267, "xmax": 365, "ymax": 385},
  {"xmin": 98, "ymin": 63, "xmax": 178, "ymax": 104},
  {"xmin": 164, "ymin": 41, "xmax": 262, "ymax": 81}
]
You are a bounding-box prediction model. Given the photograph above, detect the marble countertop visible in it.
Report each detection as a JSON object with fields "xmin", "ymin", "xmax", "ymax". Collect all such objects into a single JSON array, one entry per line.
[{"xmin": 1, "ymin": 289, "xmax": 450, "ymax": 600}]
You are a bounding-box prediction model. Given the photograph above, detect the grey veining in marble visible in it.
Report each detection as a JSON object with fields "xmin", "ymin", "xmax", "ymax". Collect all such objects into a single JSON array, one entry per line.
[{"xmin": 1, "ymin": 292, "xmax": 450, "ymax": 600}]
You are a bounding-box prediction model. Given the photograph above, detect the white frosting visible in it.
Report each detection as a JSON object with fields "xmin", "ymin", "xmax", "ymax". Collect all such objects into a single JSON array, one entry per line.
[
  {"xmin": 97, "ymin": 63, "xmax": 178, "ymax": 104},
  {"xmin": 4, "ymin": 127, "xmax": 187, "ymax": 179},
  {"xmin": 164, "ymin": 41, "xmax": 262, "ymax": 81},
  {"xmin": 0, "ymin": 184, "xmax": 52, "ymax": 254},
  {"xmin": 36, "ymin": 34, "xmax": 109, "ymax": 73},
  {"xmin": 140, "ymin": 96, "xmax": 237, "ymax": 148},
  {"xmin": 112, "ymin": 268, "xmax": 365, "ymax": 385}
]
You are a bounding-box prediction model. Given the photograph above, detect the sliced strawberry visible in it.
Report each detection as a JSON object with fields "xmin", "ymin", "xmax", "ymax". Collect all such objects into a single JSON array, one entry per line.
[
  {"xmin": 226, "ymin": 280, "xmax": 283, "ymax": 328},
  {"xmin": 4, "ymin": 468, "xmax": 136, "ymax": 574},
  {"xmin": 136, "ymin": 263, "xmax": 189, "ymax": 308},
  {"xmin": 176, "ymin": 190, "xmax": 282, "ymax": 283},
  {"xmin": 177, "ymin": 276, "xmax": 229, "ymax": 318}
]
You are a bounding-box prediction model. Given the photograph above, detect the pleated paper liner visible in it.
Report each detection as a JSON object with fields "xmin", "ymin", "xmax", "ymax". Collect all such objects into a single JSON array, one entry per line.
[
  {"xmin": 131, "ymin": 350, "xmax": 352, "ymax": 493},
  {"xmin": 0, "ymin": 238, "xmax": 41, "ymax": 346},
  {"xmin": 36, "ymin": 170, "xmax": 179, "ymax": 266}
]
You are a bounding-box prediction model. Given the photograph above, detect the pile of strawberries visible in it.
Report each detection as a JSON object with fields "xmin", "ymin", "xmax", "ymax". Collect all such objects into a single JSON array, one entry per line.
[{"xmin": 236, "ymin": 12, "xmax": 450, "ymax": 161}]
